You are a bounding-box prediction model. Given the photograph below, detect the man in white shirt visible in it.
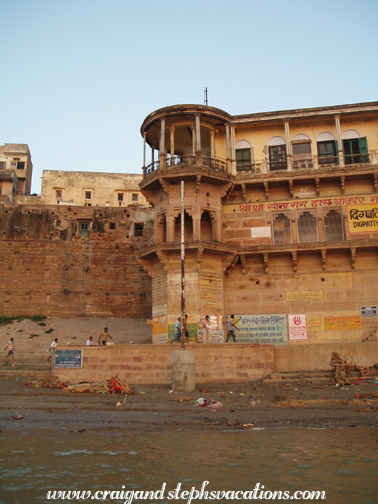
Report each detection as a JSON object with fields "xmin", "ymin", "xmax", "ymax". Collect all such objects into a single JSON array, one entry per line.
[
  {"xmin": 86, "ymin": 336, "xmax": 94, "ymax": 346},
  {"xmin": 48, "ymin": 338, "xmax": 58, "ymax": 362}
]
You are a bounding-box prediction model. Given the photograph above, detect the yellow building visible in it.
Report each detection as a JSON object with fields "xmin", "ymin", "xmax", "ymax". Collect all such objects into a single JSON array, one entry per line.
[
  {"xmin": 41, "ymin": 170, "xmax": 149, "ymax": 208},
  {"xmin": 137, "ymin": 102, "xmax": 378, "ymax": 346},
  {"xmin": 0, "ymin": 143, "xmax": 33, "ymax": 196}
]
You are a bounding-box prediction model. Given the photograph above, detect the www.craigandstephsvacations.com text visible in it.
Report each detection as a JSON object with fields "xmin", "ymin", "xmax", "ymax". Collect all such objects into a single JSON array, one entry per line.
[{"xmin": 46, "ymin": 481, "xmax": 326, "ymax": 502}]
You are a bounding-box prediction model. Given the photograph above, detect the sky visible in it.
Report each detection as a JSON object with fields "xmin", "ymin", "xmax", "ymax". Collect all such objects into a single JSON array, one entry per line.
[{"xmin": 1, "ymin": 0, "xmax": 377, "ymax": 194}]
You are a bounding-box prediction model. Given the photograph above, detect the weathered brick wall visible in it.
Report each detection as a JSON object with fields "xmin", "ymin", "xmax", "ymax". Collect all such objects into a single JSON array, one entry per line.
[
  {"xmin": 53, "ymin": 343, "xmax": 275, "ymax": 384},
  {"xmin": 0, "ymin": 205, "xmax": 153, "ymax": 317}
]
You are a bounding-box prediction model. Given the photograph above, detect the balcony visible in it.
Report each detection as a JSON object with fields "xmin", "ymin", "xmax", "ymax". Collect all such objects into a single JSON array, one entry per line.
[{"xmin": 144, "ymin": 154, "xmax": 228, "ymax": 176}]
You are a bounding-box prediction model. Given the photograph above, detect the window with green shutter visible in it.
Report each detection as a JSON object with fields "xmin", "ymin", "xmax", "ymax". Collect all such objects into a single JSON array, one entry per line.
[
  {"xmin": 79, "ymin": 222, "xmax": 89, "ymax": 238},
  {"xmin": 317, "ymin": 141, "xmax": 338, "ymax": 165},
  {"xmin": 343, "ymin": 137, "xmax": 368, "ymax": 164},
  {"xmin": 236, "ymin": 148, "xmax": 251, "ymax": 171}
]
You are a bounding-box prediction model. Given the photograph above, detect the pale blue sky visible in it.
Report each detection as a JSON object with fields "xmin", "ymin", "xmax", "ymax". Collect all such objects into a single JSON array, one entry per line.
[{"xmin": 1, "ymin": 0, "xmax": 377, "ymax": 193}]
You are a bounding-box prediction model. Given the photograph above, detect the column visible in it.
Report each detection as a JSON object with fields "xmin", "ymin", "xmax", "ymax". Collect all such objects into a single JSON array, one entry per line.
[
  {"xmin": 284, "ymin": 121, "xmax": 292, "ymax": 171},
  {"xmin": 151, "ymin": 147, "xmax": 154, "ymax": 169},
  {"xmin": 159, "ymin": 118, "xmax": 166, "ymax": 168},
  {"xmin": 335, "ymin": 115, "xmax": 344, "ymax": 167},
  {"xmin": 192, "ymin": 125, "xmax": 196, "ymax": 156},
  {"xmin": 195, "ymin": 115, "xmax": 201, "ymax": 152},
  {"xmin": 226, "ymin": 124, "xmax": 231, "ymax": 172},
  {"xmin": 210, "ymin": 130, "xmax": 215, "ymax": 159},
  {"xmin": 231, "ymin": 126, "xmax": 236, "ymax": 175},
  {"xmin": 143, "ymin": 132, "xmax": 147, "ymax": 176},
  {"xmin": 170, "ymin": 127, "xmax": 175, "ymax": 166}
]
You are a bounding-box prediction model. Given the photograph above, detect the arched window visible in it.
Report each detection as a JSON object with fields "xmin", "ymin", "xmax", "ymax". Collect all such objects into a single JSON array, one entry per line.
[
  {"xmin": 341, "ymin": 129, "xmax": 368, "ymax": 164},
  {"xmin": 323, "ymin": 209, "xmax": 343, "ymax": 242},
  {"xmin": 292, "ymin": 134, "xmax": 313, "ymax": 169},
  {"xmin": 174, "ymin": 211, "xmax": 193, "ymax": 241},
  {"xmin": 316, "ymin": 132, "xmax": 338, "ymax": 165},
  {"xmin": 272, "ymin": 213, "xmax": 292, "ymax": 245},
  {"xmin": 200, "ymin": 211, "xmax": 213, "ymax": 241},
  {"xmin": 297, "ymin": 211, "xmax": 318, "ymax": 243},
  {"xmin": 268, "ymin": 136, "xmax": 287, "ymax": 171},
  {"xmin": 156, "ymin": 213, "xmax": 167, "ymax": 243},
  {"xmin": 235, "ymin": 139, "xmax": 253, "ymax": 172}
]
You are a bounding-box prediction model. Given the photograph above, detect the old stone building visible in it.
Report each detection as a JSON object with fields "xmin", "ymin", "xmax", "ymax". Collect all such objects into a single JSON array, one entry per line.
[
  {"xmin": 41, "ymin": 170, "xmax": 148, "ymax": 207},
  {"xmin": 137, "ymin": 102, "xmax": 378, "ymax": 346},
  {"xmin": 0, "ymin": 143, "xmax": 33, "ymax": 200}
]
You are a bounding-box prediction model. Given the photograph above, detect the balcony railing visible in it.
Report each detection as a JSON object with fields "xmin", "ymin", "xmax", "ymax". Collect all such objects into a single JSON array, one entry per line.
[
  {"xmin": 144, "ymin": 151, "xmax": 377, "ymax": 176},
  {"xmin": 145, "ymin": 154, "xmax": 228, "ymax": 176},
  {"xmin": 236, "ymin": 161, "xmax": 264, "ymax": 173}
]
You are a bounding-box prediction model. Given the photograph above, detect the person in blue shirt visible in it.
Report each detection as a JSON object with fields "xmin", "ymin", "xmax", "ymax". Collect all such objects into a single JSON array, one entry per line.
[{"xmin": 171, "ymin": 317, "xmax": 181, "ymax": 343}]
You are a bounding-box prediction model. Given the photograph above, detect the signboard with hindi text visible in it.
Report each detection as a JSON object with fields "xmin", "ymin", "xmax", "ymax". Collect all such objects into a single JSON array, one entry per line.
[
  {"xmin": 223, "ymin": 194, "xmax": 378, "ymax": 215},
  {"xmin": 233, "ymin": 314, "xmax": 288, "ymax": 345},
  {"xmin": 347, "ymin": 204, "xmax": 378, "ymax": 233},
  {"xmin": 325, "ymin": 316, "xmax": 362, "ymax": 331}
]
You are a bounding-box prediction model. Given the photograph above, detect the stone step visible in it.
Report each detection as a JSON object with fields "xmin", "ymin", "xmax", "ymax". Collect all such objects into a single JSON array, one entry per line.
[{"xmin": 263, "ymin": 371, "xmax": 334, "ymax": 383}]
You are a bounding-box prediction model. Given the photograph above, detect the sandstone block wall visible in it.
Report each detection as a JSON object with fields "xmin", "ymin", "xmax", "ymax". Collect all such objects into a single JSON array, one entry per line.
[
  {"xmin": 0, "ymin": 205, "xmax": 153, "ymax": 317},
  {"xmin": 274, "ymin": 341, "xmax": 378, "ymax": 372},
  {"xmin": 53, "ymin": 343, "xmax": 275, "ymax": 384}
]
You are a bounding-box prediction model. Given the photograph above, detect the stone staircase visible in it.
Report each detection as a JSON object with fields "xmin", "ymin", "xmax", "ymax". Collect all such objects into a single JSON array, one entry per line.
[{"xmin": 263, "ymin": 370, "xmax": 335, "ymax": 383}]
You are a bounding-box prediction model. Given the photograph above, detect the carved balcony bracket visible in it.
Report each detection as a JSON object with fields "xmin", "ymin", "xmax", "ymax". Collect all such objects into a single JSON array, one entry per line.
[
  {"xmin": 263, "ymin": 252, "xmax": 269, "ymax": 274},
  {"xmin": 136, "ymin": 258, "xmax": 153, "ymax": 277},
  {"xmin": 223, "ymin": 253, "xmax": 238, "ymax": 276},
  {"xmin": 374, "ymin": 173, "xmax": 378, "ymax": 193},
  {"xmin": 195, "ymin": 246, "xmax": 204, "ymax": 271},
  {"xmin": 222, "ymin": 182, "xmax": 234, "ymax": 200},
  {"xmin": 291, "ymin": 251, "xmax": 298, "ymax": 273},
  {"xmin": 340, "ymin": 175, "xmax": 345, "ymax": 194},
  {"xmin": 241, "ymin": 183, "xmax": 247, "ymax": 201},
  {"xmin": 196, "ymin": 175, "xmax": 202, "ymax": 193},
  {"xmin": 315, "ymin": 177, "xmax": 320, "ymax": 196},
  {"xmin": 321, "ymin": 249, "xmax": 327, "ymax": 271},
  {"xmin": 240, "ymin": 254, "xmax": 246, "ymax": 275},
  {"xmin": 264, "ymin": 181, "xmax": 269, "ymax": 200},
  {"xmin": 350, "ymin": 247, "xmax": 356, "ymax": 269},
  {"xmin": 159, "ymin": 177, "xmax": 170, "ymax": 195},
  {"xmin": 156, "ymin": 250, "xmax": 169, "ymax": 273},
  {"xmin": 289, "ymin": 180, "xmax": 294, "ymax": 198}
]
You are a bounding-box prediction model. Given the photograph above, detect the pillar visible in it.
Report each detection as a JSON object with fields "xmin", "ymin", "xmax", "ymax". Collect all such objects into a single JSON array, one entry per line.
[
  {"xmin": 195, "ymin": 115, "xmax": 201, "ymax": 152},
  {"xmin": 210, "ymin": 130, "xmax": 215, "ymax": 159},
  {"xmin": 159, "ymin": 118, "xmax": 166, "ymax": 168},
  {"xmin": 170, "ymin": 127, "xmax": 175, "ymax": 166},
  {"xmin": 335, "ymin": 115, "xmax": 344, "ymax": 167},
  {"xmin": 143, "ymin": 132, "xmax": 147, "ymax": 176},
  {"xmin": 284, "ymin": 121, "xmax": 292, "ymax": 171},
  {"xmin": 171, "ymin": 351, "xmax": 195, "ymax": 392}
]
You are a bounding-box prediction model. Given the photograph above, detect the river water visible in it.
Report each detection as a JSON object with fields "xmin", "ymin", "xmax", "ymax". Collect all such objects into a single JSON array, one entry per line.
[{"xmin": 1, "ymin": 427, "xmax": 377, "ymax": 504}]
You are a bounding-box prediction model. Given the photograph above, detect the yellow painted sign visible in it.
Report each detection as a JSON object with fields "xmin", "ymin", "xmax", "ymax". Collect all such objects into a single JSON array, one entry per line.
[
  {"xmin": 325, "ymin": 316, "xmax": 362, "ymax": 331},
  {"xmin": 223, "ymin": 194, "xmax": 378, "ymax": 215},
  {"xmin": 287, "ymin": 291, "xmax": 323, "ymax": 301},
  {"xmin": 307, "ymin": 318, "xmax": 324, "ymax": 330},
  {"xmin": 347, "ymin": 204, "xmax": 378, "ymax": 233},
  {"xmin": 152, "ymin": 315, "xmax": 167, "ymax": 336}
]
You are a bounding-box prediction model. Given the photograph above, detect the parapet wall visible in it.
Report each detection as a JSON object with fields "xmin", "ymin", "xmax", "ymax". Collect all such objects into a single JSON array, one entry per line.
[
  {"xmin": 274, "ymin": 341, "xmax": 378, "ymax": 372},
  {"xmin": 53, "ymin": 343, "xmax": 275, "ymax": 384}
]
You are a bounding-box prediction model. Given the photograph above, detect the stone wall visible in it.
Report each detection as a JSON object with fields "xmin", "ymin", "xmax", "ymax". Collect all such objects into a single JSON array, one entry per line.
[
  {"xmin": 0, "ymin": 204, "xmax": 153, "ymax": 317},
  {"xmin": 53, "ymin": 343, "xmax": 275, "ymax": 384},
  {"xmin": 274, "ymin": 341, "xmax": 378, "ymax": 372}
]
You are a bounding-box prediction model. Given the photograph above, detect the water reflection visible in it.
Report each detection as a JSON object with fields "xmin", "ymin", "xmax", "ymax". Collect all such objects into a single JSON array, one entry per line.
[{"xmin": 0, "ymin": 428, "xmax": 377, "ymax": 503}]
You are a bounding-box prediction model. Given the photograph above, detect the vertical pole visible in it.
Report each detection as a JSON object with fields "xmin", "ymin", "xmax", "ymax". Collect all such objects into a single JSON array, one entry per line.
[{"xmin": 180, "ymin": 180, "xmax": 185, "ymax": 350}]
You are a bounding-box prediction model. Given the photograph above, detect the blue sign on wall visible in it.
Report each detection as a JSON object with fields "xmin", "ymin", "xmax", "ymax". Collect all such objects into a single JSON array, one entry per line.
[{"xmin": 54, "ymin": 349, "xmax": 82, "ymax": 368}]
